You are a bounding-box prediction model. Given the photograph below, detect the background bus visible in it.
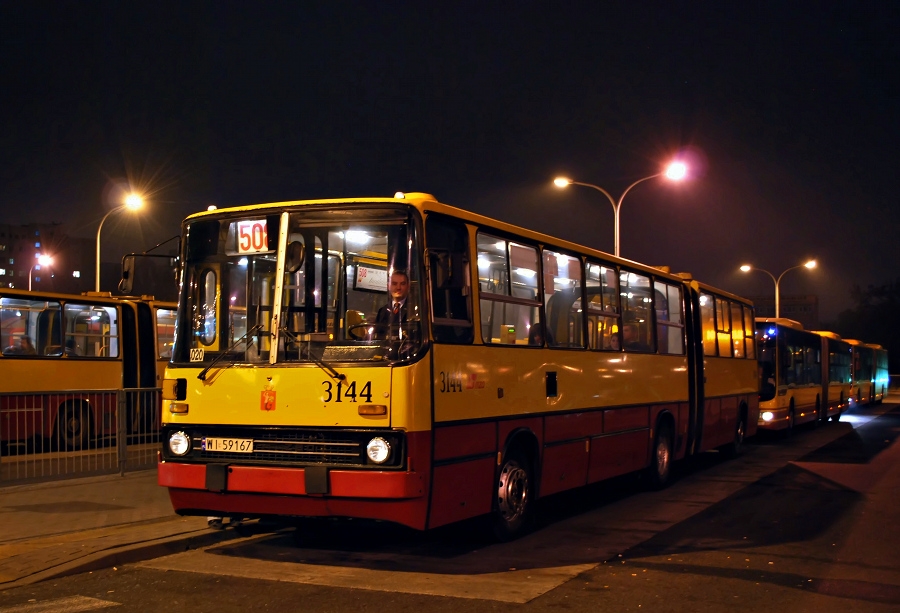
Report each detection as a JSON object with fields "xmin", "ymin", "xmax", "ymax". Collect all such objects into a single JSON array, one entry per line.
[
  {"xmin": 810, "ymin": 330, "xmax": 853, "ymax": 421},
  {"xmin": 844, "ymin": 340, "xmax": 890, "ymax": 405},
  {"xmin": 0, "ymin": 289, "xmax": 175, "ymax": 453},
  {"xmin": 756, "ymin": 318, "xmax": 854, "ymax": 432},
  {"xmin": 159, "ymin": 193, "xmax": 758, "ymax": 539}
]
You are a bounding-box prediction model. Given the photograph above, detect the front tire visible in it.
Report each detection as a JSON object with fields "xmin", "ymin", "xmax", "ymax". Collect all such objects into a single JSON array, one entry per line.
[{"xmin": 491, "ymin": 451, "xmax": 533, "ymax": 541}]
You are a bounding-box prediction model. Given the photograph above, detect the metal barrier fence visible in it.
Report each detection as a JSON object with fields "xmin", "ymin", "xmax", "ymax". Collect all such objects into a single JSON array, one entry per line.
[{"xmin": 0, "ymin": 388, "xmax": 160, "ymax": 484}]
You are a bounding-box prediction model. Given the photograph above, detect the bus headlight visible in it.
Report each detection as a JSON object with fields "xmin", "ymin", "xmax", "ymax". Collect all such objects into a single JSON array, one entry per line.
[
  {"xmin": 761, "ymin": 411, "xmax": 774, "ymax": 422},
  {"xmin": 168, "ymin": 431, "xmax": 192, "ymax": 456},
  {"xmin": 366, "ymin": 437, "xmax": 391, "ymax": 464}
]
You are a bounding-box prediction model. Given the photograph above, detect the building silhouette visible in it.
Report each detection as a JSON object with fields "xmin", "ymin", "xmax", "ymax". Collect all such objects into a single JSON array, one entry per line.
[{"xmin": 749, "ymin": 294, "xmax": 819, "ymax": 330}]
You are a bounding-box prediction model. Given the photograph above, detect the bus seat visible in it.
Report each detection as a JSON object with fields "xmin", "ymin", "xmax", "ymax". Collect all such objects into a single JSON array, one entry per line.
[{"xmin": 45, "ymin": 345, "xmax": 63, "ymax": 356}]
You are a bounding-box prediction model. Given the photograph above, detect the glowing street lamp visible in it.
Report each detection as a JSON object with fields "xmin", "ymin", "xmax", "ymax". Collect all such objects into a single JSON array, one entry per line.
[
  {"xmin": 29, "ymin": 254, "xmax": 53, "ymax": 291},
  {"xmin": 740, "ymin": 260, "xmax": 817, "ymax": 319},
  {"xmin": 553, "ymin": 161, "xmax": 688, "ymax": 257},
  {"xmin": 95, "ymin": 193, "xmax": 144, "ymax": 292}
]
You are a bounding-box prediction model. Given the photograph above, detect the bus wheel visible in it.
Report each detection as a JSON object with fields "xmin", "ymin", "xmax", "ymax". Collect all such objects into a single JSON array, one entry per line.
[
  {"xmin": 57, "ymin": 402, "xmax": 91, "ymax": 451},
  {"xmin": 785, "ymin": 406, "xmax": 796, "ymax": 437},
  {"xmin": 722, "ymin": 413, "xmax": 746, "ymax": 459},
  {"xmin": 492, "ymin": 451, "xmax": 533, "ymax": 541},
  {"xmin": 648, "ymin": 422, "xmax": 673, "ymax": 489}
]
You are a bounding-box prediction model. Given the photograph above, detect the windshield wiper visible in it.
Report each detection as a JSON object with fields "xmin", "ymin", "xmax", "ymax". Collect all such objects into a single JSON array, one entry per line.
[
  {"xmin": 280, "ymin": 327, "xmax": 346, "ymax": 381},
  {"xmin": 197, "ymin": 324, "xmax": 265, "ymax": 381}
]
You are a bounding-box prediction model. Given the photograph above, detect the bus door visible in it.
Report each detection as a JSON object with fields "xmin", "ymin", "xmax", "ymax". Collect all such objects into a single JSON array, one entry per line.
[{"xmin": 683, "ymin": 283, "xmax": 705, "ymax": 455}]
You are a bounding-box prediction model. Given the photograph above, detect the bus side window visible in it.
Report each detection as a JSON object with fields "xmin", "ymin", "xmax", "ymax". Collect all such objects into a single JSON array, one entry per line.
[
  {"xmin": 426, "ymin": 214, "xmax": 473, "ymax": 344},
  {"xmin": 620, "ymin": 270, "xmax": 653, "ymax": 352}
]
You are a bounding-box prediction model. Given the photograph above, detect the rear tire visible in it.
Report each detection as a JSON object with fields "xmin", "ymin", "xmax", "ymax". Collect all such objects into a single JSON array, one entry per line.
[
  {"xmin": 647, "ymin": 422, "xmax": 673, "ymax": 489},
  {"xmin": 57, "ymin": 402, "xmax": 91, "ymax": 451},
  {"xmin": 491, "ymin": 450, "xmax": 534, "ymax": 541},
  {"xmin": 722, "ymin": 412, "xmax": 746, "ymax": 459}
]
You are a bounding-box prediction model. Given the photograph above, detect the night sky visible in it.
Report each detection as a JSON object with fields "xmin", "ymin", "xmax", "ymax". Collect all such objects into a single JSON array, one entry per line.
[{"xmin": 2, "ymin": 1, "xmax": 898, "ymax": 322}]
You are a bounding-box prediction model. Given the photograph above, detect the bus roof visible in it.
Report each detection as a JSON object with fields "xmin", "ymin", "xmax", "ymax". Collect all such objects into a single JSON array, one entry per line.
[
  {"xmin": 184, "ymin": 192, "xmax": 753, "ymax": 306},
  {"xmin": 755, "ymin": 317, "xmax": 804, "ymax": 329}
]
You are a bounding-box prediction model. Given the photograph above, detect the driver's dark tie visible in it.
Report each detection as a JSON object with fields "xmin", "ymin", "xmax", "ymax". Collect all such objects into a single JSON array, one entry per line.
[{"xmin": 393, "ymin": 303, "xmax": 399, "ymax": 316}]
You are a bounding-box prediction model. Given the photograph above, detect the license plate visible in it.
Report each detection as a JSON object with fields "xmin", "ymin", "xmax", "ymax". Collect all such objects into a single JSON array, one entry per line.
[{"xmin": 203, "ymin": 437, "xmax": 254, "ymax": 453}]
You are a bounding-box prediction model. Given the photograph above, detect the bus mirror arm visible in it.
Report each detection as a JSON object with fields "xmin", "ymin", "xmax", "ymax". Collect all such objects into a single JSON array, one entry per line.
[{"xmin": 197, "ymin": 324, "xmax": 264, "ymax": 381}]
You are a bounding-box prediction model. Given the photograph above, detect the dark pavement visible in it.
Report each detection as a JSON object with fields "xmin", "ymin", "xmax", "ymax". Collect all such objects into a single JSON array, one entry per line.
[{"xmin": 0, "ymin": 394, "xmax": 898, "ymax": 609}]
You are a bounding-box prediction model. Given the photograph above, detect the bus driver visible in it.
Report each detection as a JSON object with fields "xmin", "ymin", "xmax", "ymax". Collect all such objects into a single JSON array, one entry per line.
[{"xmin": 376, "ymin": 270, "xmax": 410, "ymax": 328}]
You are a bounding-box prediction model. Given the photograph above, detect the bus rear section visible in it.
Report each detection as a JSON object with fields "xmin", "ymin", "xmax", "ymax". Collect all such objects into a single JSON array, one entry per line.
[
  {"xmin": 0, "ymin": 290, "xmax": 169, "ymax": 453},
  {"xmin": 811, "ymin": 330, "xmax": 852, "ymax": 421}
]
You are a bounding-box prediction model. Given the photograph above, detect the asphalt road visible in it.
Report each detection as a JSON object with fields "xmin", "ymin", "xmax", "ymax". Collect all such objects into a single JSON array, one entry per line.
[{"xmin": 1, "ymin": 400, "xmax": 898, "ymax": 613}]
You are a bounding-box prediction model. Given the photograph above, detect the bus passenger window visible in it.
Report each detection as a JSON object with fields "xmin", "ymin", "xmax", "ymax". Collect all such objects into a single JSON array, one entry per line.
[
  {"xmin": 699, "ymin": 293, "xmax": 716, "ymax": 356},
  {"xmin": 715, "ymin": 297, "xmax": 732, "ymax": 357},
  {"xmin": 655, "ymin": 281, "xmax": 684, "ymax": 355},
  {"xmin": 542, "ymin": 250, "xmax": 583, "ymax": 348},
  {"xmin": 620, "ymin": 270, "xmax": 653, "ymax": 352},
  {"xmin": 476, "ymin": 232, "xmax": 541, "ymax": 345},
  {"xmin": 585, "ymin": 261, "xmax": 619, "ymax": 351}
]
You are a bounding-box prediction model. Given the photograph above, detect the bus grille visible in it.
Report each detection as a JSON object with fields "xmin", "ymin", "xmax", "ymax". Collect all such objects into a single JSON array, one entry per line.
[{"xmin": 162, "ymin": 427, "xmax": 404, "ymax": 468}]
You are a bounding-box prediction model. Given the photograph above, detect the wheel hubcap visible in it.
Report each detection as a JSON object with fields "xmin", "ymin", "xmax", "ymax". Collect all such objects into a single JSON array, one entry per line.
[
  {"xmin": 497, "ymin": 461, "xmax": 528, "ymax": 522},
  {"xmin": 656, "ymin": 440, "xmax": 670, "ymax": 476}
]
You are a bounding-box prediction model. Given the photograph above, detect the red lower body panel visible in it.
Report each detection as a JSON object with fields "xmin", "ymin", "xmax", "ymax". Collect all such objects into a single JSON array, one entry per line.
[{"xmin": 161, "ymin": 462, "xmax": 430, "ymax": 530}]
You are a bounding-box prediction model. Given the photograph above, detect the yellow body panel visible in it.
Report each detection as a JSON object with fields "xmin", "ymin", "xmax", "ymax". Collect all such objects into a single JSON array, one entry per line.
[
  {"xmin": 702, "ymin": 357, "xmax": 758, "ymax": 398},
  {"xmin": 432, "ymin": 344, "xmax": 688, "ymax": 423},
  {"xmin": 0, "ymin": 359, "xmax": 123, "ymax": 392},
  {"xmin": 164, "ymin": 362, "xmax": 431, "ymax": 432}
]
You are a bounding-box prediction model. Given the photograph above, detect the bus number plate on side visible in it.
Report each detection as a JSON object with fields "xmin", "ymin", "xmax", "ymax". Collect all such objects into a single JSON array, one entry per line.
[{"xmin": 203, "ymin": 437, "xmax": 254, "ymax": 453}]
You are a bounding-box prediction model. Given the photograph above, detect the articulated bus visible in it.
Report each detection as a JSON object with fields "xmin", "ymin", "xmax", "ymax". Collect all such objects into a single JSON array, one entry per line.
[
  {"xmin": 0, "ymin": 289, "xmax": 176, "ymax": 452},
  {"xmin": 844, "ymin": 339, "xmax": 890, "ymax": 405},
  {"xmin": 810, "ymin": 330, "xmax": 853, "ymax": 419},
  {"xmin": 159, "ymin": 192, "xmax": 759, "ymax": 538},
  {"xmin": 756, "ymin": 319, "xmax": 853, "ymax": 432}
]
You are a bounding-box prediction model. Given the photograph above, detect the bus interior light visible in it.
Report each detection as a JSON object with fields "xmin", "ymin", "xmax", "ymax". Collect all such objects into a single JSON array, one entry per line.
[
  {"xmin": 169, "ymin": 431, "xmax": 192, "ymax": 456},
  {"xmin": 366, "ymin": 437, "xmax": 391, "ymax": 464}
]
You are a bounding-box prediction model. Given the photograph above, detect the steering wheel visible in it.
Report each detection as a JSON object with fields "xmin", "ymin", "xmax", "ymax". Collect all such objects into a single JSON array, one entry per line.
[{"xmin": 347, "ymin": 321, "xmax": 420, "ymax": 340}]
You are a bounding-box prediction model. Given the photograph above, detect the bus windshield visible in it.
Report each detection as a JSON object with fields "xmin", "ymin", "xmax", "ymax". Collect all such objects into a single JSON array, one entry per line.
[{"xmin": 177, "ymin": 205, "xmax": 423, "ymax": 366}]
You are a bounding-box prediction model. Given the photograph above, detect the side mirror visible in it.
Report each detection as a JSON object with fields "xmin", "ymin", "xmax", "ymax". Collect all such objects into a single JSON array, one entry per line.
[
  {"xmin": 285, "ymin": 241, "xmax": 305, "ymax": 274},
  {"xmin": 118, "ymin": 255, "xmax": 135, "ymax": 293}
]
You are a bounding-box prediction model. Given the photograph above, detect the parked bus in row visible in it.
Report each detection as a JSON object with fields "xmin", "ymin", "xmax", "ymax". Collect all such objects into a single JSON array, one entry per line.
[
  {"xmin": 756, "ymin": 319, "xmax": 854, "ymax": 432},
  {"xmin": 844, "ymin": 339, "xmax": 890, "ymax": 405},
  {"xmin": 0, "ymin": 289, "xmax": 176, "ymax": 452},
  {"xmin": 158, "ymin": 192, "xmax": 759, "ymax": 539}
]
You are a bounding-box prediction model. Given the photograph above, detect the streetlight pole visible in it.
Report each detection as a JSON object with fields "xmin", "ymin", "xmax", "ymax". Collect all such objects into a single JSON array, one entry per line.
[
  {"xmin": 740, "ymin": 260, "xmax": 817, "ymax": 319},
  {"xmin": 554, "ymin": 162, "xmax": 687, "ymax": 257},
  {"xmin": 95, "ymin": 193, "xmax": 144, "ymax": 292},
  {"xmin": 28, "ymin": 254, "xmax": 53, "ymax": 291}
]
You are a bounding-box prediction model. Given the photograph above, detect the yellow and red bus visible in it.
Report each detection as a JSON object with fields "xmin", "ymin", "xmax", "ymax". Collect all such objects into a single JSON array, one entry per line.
[
  {"xmin": 844, "ymin": 339, "xmax": 890, "ymax": 405},
  {"xmin": 159, "ymin": 192, "xmax": 758, "ymax": 538},
  {"xmin": 0, "ymin": 289, "xmax": 175, "ymax": 451}
]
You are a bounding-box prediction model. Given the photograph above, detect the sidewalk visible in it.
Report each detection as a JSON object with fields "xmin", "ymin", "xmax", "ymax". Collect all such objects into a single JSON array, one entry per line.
[{"xmin": 0, "ymin": 470, "xmax": 243, "ymax": 590}]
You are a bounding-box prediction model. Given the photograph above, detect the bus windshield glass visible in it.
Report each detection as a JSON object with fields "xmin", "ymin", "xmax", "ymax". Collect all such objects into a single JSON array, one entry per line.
[{"xmin": 177, "ymin": 205, "xmax": 423, "ymax": 366}]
